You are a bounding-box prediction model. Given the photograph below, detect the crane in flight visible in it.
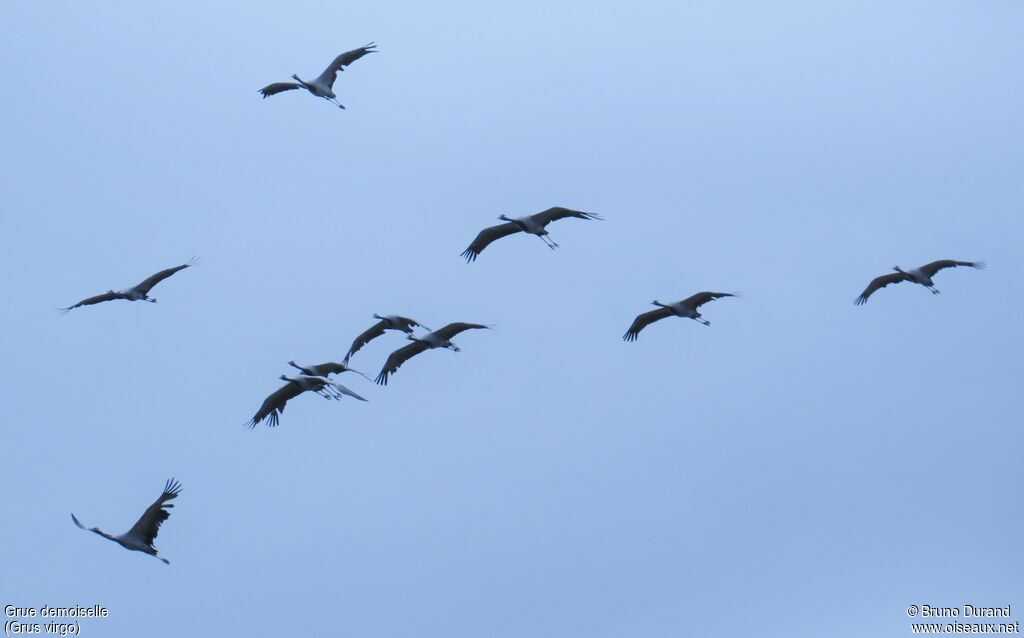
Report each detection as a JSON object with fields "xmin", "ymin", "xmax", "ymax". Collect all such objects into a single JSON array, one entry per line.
[
  {"xmin": 59, "ymin": 257, "xmax": 198, "ymax": 314},
  {"xmin": 287, "ymin": 361, "xmax": 371, "ymax": 382},
  {"xmin": 258, "ymin": 43, "xmax": 377, "ymax": 109},
  {"xmin": 623, "ymin": 292, "xmax": 738, "ymax": 341},
  {"xmin": 854, "ymin": 260, "xmax": 985, "ymax": 305},
  {"xmin": 247, "ymin": 375, "xmax": 366, "ymax": 428},
  {"xmin": 71, "ymin": 479, "xmax": 182, "ymax": 565},
  {"xmin": 344, "ymin": 314, "xmax": 431, "ymax": 364},
  {"xmin": 461, "ymin": 207, "xmax": 603, "ymax": 262},
  {"xmin": 375, "ymin": 322, "xmax": 491, "ymax": 385}
]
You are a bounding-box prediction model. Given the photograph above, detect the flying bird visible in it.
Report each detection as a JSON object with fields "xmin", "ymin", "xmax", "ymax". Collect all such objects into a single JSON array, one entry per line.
[
  {"xmin": 258, "ymin": 43, "xmax": 377, "ymax": 109},
  {"xmin": 854, "ymin": 260, "xmax": 985, "ymax": 305},
  {"xmin": 71, "ymin": 479, "xmax": 182, "ymax": 565},
  {"xmin": 59, "ymin": 257, "xmax": 198, "ymax": 314},
  {"xmin": 280, "ymin": 374, "xmax": 368, "ymax": 402},
  {"xmin": 287, "ymin": 360, "xmax": 371, "ymax": 382},
  {"xmin": 623, "ymin": 292, "xmax": 737, "ymax": 341},
  {"xmin": 461, "ymin": 207, "xmax": 604, "ymax": 262},
  {"xmin": 344, "ymin": 314, "xmax": 431, "ymax": 364},
  {"xmin": 375, "ymin": 322, "xmax": 491, "ymax": 385},
  {"xmin": 246, "ymin": 382, "xmax": 306, "ymax": 428},
  {"xmin": 247, "ymin": 375, "xmax": 365, "ymax": 428}
]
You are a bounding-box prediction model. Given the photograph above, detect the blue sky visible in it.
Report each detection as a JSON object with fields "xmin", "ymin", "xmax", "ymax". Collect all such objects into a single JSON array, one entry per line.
[{"xmin": 2, "ymin": 1, "xmax": 1022, "ymax": 636}]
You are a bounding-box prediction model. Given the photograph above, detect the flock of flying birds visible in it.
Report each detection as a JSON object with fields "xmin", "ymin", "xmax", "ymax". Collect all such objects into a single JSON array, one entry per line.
[{"xmin": 60, "ymin": 44, "xmax": 986, "ymax": 565}]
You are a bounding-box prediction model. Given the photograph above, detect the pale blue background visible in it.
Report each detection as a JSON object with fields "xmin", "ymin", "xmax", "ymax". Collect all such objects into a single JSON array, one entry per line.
[{"xmin": 2, "ymin": 1, "xmax": 1022, "ymax": 636}]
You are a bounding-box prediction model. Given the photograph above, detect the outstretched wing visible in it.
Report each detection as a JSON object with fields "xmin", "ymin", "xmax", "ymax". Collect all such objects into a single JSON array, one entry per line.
[
  {"xmin": 433, "ymin": 322, "xmax": 492, "ymax": 340},
  {"xmin": 125, "ymin": 479, "xmax": 182, "ymax": 548},
  {"xmin": 344, "ymin": 320, "xmax": 389, "ymax": 363},
  {"xmin": 59, "ymin": 291, "xmax": 126, "ymax": 314},
  {"xmin": 315, "ymin": 43, "xmax": 377, "ymax": 88},
  {"xmin": 247, "ymin": 382, "xmax": 304, "ymax": 428},
  {"xmin": 682, "ymin": 291, "xmax": 737, "ymax": 309},
  {"xmin": 623, "ymin": 307, "xmax": 674, "ymax": 342},
  {"xmin": 375, "ymin": 341, "xmax": 430, "ymax": 385},
  {"xmin": 919, "ymin": 260, "xmax": 986, "ymax": 278},
  {"xmin": 133, "ymin": 258, "xmax": 198, "ymax": 295},
  {"xmin": 531, "ymin": 206, "xmax": 604, "ymax": 226},
  {"xmin": 854, "ymin": 272, "xmax": 911, "ymax": 305},
  {"xmin": 461, "ymin": 223, "xmax": 522, "ymax": 262},
  {"xmin": 259, "ymin": 82, "xmax": 303, "ymax": 98}
]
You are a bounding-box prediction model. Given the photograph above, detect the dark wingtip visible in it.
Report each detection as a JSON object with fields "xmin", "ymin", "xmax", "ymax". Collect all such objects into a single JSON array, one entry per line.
[
  {"xmin": 460, "ymin": 248, "xmax": 478, "ymax": 263},
  {"xmin": 164, "ymin": 478, "xmax": 183, "ymax": 496}
]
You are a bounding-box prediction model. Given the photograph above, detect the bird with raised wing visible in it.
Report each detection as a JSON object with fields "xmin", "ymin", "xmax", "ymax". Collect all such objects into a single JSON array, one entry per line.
[
  {"xmin": 623, "ymin": 292, "xmax": 737, "ymax": 341},
  {"xmin": 258, "ymin": 43, "xmax": 376, "ymax": 109},
  {"xmin": 59, "ymin": 257, "xmax": 198, "ymax": 314},
  {"xmin": 343, "ymin": 314, "xmax": 430, "ymax": 364},
  {"xmin": 461, "ymin": 207, "xmax": 604, "ymax": 262},
  {"xmin": 287, "ymin": 360, "xmax": 371, "ymax": 382},
  {"xmin": 71, "ymin": 479, "xmax": 182, "ymax": 565},
  {"xmin": 854, "ymin": 260, "xmax": 985, "ymax": 305},
  {"xmin": 375, "ymin": 322, "xmax": 491, "ymax": 385}
]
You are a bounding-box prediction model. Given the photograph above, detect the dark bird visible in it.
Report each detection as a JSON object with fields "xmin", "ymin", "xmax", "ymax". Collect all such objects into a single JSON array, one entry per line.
[
  {"xmin": 343, "ymin": 314, "xmax": 430, "ymax": 364},
  {"xmin": 71, "ymin": 479, "xmax": 182, "ymax": 565},
  {"xmin": 59, "ymin": 257, "xmax": 198, "ymax": 314},
  {"xmin": 287, "ymin": 360, "xmax": 371, "ymax": 382},
  {"xmin": 246, "ymin": 382, "xmax": 305, "ymax": 428},
  {"xmin": 258, "ymin": 43, "xmax": 376, "ymax": 109},
  {"xmin": 623, "ymin": 292, "xmax": 737, "ymax": 341},
  {"xmin": 854, "ymin": 260, "xmax": 985, "ymax": 305},
  {"xmin": 246, "ymin": 375, "xmax": 365, "ymax": 429},
  {"xmin": 375, "ymin": 322, "xmax": 491, "ymax": 385},
  {"xmin": 461, "ymin": 207, "xmax": 604, "ymax": 262}
]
